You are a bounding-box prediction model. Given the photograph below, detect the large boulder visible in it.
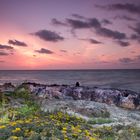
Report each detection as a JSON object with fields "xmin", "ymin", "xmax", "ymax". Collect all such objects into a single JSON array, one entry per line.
[
  {"xmin": 120, "ymin": 95, "xmax": 136, "ymax": 109},
  {"xmin": 60, "ymin": 86, "xmax": 140, "ymax": 110}
]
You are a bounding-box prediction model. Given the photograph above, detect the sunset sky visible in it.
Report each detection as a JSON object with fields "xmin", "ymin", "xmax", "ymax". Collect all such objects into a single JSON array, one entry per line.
[{"xmin": 0, "ymin": 0, "xmax": 140, "ymax": 69}]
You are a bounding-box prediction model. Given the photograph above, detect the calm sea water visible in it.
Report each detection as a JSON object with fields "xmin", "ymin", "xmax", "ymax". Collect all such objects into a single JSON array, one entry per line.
[{"xmin": 0, "ymin": 70, "xmax": 140, "ymax": 92}]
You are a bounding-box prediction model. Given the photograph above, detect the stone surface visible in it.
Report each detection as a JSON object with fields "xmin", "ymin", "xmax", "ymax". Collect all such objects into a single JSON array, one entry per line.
[
  {"xmin": 26, "ymin": 83, "xmax": 140, "ymax": 110},
  {"xmin": 37, "ymin": 99, "xmax": 140, "ymax": 128},
  {"xmin": 1, "ymin": 82, "xmax": 140, "ymax": 110},
  {"xmin": 0, "ymin": 83, "xmax": 15, "ymax": 93},
  {"xmin": 1, "ymin": 82, "xmax": 140, "ymax": 128}
]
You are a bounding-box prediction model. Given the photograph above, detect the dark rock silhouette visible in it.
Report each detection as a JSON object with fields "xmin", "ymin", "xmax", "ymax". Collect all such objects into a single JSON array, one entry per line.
[{"xmin": 76, "ymin": 82, "xmax": 80, "ymax": 87}]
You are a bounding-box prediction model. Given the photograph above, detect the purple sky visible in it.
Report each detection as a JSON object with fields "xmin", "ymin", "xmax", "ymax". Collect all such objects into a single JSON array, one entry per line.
[{"xmin": 0, "ymin": 0, "xmax": 140, "ymax": 69}]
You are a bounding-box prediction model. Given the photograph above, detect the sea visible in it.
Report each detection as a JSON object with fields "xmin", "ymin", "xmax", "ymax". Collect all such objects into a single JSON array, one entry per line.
[{"xmin": 0, "ymin": 69, "xmax": 140, "ymax": 93}]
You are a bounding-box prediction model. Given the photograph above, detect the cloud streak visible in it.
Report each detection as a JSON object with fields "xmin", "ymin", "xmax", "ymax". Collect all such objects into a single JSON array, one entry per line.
[
  {"xmin": 110, "ymin": 3, "xmax": 140, "ymax": 15},
  {"xmin": 96, "ymin": 27, "xmax": 127, "ymax": 40},
  {"xmin": 119, "ymin": 58, "xmax": 133, "ymax": 63},
  {"xmin": 0, "ymin": 44, "xmax": 14, "ymax": 50},
  {"xmin": 71, "ymin": 14, "xmax": 86, "ymax": 19},
  {"xmin": 113, "ymin": 15, "xmax": 137, "ymax": 21},
  {"xmin": 117, "ymin": 40, "xmax": 130, "ymax": 47},
  {"xmin": 51, "ymin": 18, "xmax": 67, "ymax": 26},
  {"xmin": 66, "ymin": 18, "xmax": 90, "ymax": 29},
  {"xmin": 129, "ymin": 23, "xmax": 140, "ymax": 35},
  {"xmin": 119, "ymin": 55, "xmax": 140, "ymax": 64},
  {"xmin": 60, "ymin": 50, "xmax": 67, "ymax": 53},
  {"xmin": 52, "ymin": 15, "xmax": 127, "ymax": 46},
  {"xmin": 33, "ymin": 30, "xmax": 64, "ymax": 42},
  {"xmin": 35, "ymin": 48, "xmax": 54, "ymax": 54},
  {"xmin": 89, "ymin": 39, "xmax": 102, "ymax": 44},
  {"xmin": 129, "ymin": 23, "xmax": 140, "ymax": 42},
  {"xmin": 131, "ymin": 34, "xmax": 140, "ymax": 42},
  {"xmin": 0, "ymin": 51, "xmax": 9, "ymax": 56},
  {"xmin": 101, "ymin": 19, "xmax": 112, "ymax": 25},
  {"xmin": 52, "ymin": 17, "xmax": 101, "ymax": 29},
  {"xmin": 97, "ymin": 3, "xmax": 140, "ymax": 15},
  {"xmin": 8, "ymin": 40, "xmax": 27, "ymax": 47}
]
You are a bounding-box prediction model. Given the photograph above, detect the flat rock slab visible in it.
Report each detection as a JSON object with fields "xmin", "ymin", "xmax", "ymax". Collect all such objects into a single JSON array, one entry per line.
[{"xmin": 38, "ymin": 99, "xmax": 140, "ymax": 128}]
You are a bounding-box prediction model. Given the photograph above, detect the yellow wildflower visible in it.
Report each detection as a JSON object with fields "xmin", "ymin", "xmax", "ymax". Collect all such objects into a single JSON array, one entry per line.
[
  {"xmin": 63, "ymin": 127, "xmax": 67, "ymax": 131},
  {"xmin": 10, "ymin": 122, "xmax": 17, "ymax": 126},
  {"xmin": 84, "ymin": 130, "xmax": 90, "ymax": 136},
  {"xmin": 10, "ymin": 136, "xmax": 19, "ymax": 140},
  {"xmin": 0, "ymin": 125, "xmax": 6, "ymax": 129},
  {"xmin": 88, "ymin": 136, "xmax": 97, "ymax": 140},
  {"xmin": 25, "ymin": 120, "xmax": 31, "ymax": 123},
  {"xmin": 16, "ymin": 120, "xmax": 24, "ymax": 124},
  {"xmin": 77, "ymin": 129, "xmax": 82, "ymax": 133},
  {"xmin": 62, "ymin": 130, "xmax": 67, "ymax": 134},
  {"xmin": 62, "ymin": 127, "xmax": 67, "ymax": 134},
  {"xmin": 72, "ymin": 133, "xmax": 78, "ymax": 137},
  {"xmin": 12, "ymin": 127, "xmax": 21, "ymax": 133}
]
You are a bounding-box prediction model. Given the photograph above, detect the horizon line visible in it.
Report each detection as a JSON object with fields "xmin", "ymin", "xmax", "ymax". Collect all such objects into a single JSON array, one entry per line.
[{"xmin": 0, "ymin": 68, "xmax": 140, "ymax": 71}]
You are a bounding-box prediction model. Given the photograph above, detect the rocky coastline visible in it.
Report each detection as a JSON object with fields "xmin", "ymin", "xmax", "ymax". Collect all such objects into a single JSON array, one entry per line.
[
  {"xmin": 0, "ymin": 82, "xmax": 140, "ymax": 110},
  {"xmin": 1, "ymin": 82, "xmax": 140, "ymax": 139}
]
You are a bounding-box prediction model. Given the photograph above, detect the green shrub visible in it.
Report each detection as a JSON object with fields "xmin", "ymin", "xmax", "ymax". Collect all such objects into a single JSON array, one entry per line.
[
  {"xmin": 16, "ymin": 102, "xmax": 40, "ymax": 118},
  {"xmin": 12, "ymin": 85, "xmax": 31, "ymax": 100},
  {"xmin": 0, "ymin": 93, "xmax": 9, "ymax": 105},
  {"xmin": 87, "ymin": 118, "xmax": 112, "ymax": 124}
]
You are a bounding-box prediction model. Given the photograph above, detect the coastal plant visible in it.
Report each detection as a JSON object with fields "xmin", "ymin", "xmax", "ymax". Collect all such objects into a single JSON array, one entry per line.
[
  {"xmin": 0, "ymin": 97, "xmax": 40, "ymax": 123},
  {"xmin": 17, "ymin": 104, "xmax": 36, "ymax": 118},
  {"xmin": 12, "ymin": 85, "xmax": 31, "ymax": 100},
  {"xmin": 0, "ymin": 91, "xmax": 140, "ymax": 140},
  {"xmin": 87, "ymin": 118, "xmax": 113, "ymax": 125},
  {"xmin": 0, "ymin": 94, "xmax": 11, "ymax": 124},
  {"xmin": 1, "ymin": 108, "xmax": 139, "ymax": 140},
  {"xmin": 16, "ymin": 101, "xmax": 40, "ymax": 118},
  {"xmin": 0, "ymin": 111, "xmax": 98, "ymax": 140},
  {"xmin": 0, "ymin": 93, "xmax": 9, "ymax": 105}
]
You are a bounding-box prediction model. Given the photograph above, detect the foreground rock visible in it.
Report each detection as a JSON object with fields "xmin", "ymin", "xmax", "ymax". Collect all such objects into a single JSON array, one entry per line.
[
  {"xmin": 35, "ymin": 98, "xmax": 140, "ymax": 128},
  {"xmin": 0, "ymin": 83, "xmax": 15, "ymax": 93},
  {"xmin": 22, "ymin": 82, "xmax": 140, "ymax": 110},
  {"xmin": 1, "ymin": 82, "xmax": 140, "ymax": 110},
  {"xmin": 1, "ymin": 82, "xmax": 140, "ymax": 129}
]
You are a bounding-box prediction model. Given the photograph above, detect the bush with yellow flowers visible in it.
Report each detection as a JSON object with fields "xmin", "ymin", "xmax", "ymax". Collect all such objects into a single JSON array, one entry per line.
[{"xmin": 0, "ymin": 90, "xmax": 140, "ymax": 140}]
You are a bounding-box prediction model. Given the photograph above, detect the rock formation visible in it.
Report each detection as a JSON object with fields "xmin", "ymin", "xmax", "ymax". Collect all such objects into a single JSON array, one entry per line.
[
  {"xmin": 0, "ymin": 82, "xmax": 140, "ymax": 110},
  {"xmin": 23, "ymin": 82, "xmax": 140, "ymax": 110}
]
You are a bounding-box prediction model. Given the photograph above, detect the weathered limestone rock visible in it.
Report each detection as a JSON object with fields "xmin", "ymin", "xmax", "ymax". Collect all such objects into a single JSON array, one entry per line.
[
  {"xmin": 1, "ymin": 82, "xmax": 140, "ymax": 110},
  {"xmin": 60, "ymin": 86, "xmax": 140, "ymax": 110},
  {"xmin": 120, "ymin": 96, "xmax": 135, "ymax": 109}
]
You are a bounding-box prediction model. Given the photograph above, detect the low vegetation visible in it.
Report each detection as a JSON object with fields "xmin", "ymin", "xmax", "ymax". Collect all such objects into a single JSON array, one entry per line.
[
  {"xmin": 0, "ymin": 89, "xmax": 140, "ymax": 140},
  {"xmin": 87, "ymin": 118, "xmax": 112, "ymax": 125}
]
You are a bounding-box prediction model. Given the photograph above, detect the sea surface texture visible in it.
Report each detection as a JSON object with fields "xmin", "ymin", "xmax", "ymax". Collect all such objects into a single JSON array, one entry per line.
[{"xmin": 0, "ymin": 70, "xmax": 140, "ymax": 92}]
